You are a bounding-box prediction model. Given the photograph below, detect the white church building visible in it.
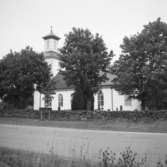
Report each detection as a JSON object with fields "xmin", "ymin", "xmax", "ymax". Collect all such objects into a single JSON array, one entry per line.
[{"xmin": 33, "ymin": 30, "xmax": 141, "ymax": 111}]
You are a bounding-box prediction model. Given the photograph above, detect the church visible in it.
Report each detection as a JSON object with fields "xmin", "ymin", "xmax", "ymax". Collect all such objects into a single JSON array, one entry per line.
[{"xmin": 33, "ymin": 29, "xmax": 141, "ymax": 111}]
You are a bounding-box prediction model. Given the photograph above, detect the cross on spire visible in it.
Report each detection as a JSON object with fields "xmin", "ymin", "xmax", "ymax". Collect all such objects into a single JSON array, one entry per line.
[{"xmin": 50, "ymin": 26, "xmax": 53, "ymax": 34}]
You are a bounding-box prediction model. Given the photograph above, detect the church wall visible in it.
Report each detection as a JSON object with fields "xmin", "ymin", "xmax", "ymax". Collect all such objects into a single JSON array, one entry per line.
[
  {"xmin": 94, "ymin": 88, "xmax": 141, "ymax": 111},
  {"xmin": 33, "ymin": 90, "xmax": 74, "ymax": 111},
  {"xmin": 45, "ymin": 58, "xmax": 59, "ymax": 76},
  {"xmin": 34, "ymin": 88, "xmax": 141, "ymax": 111},
  {"xmin": 44, "ymin": 39, "xmax": 57, "ymax": 52},
  {"xmin": 94, "ymin": 94, "xmax": 98, "ymax": 110},
  {"xmin": 112, "ymin": 89, "xmax": 141, "ymax": 111},
  {"xmin": 33, "ymin": 91, "xmax": 40, "ymax": 110},
  {"xmin": 51, "ymin": 90, "xmax": 74, "ymax": 110},
  {"xmin": 40, "ymin": 94, "xmax": 45, "ymax": 108},
  {"xmin": 33, "ymin": 91, "xmax": 45, "ymax": 110},
  {"xmin": 94, "ymin": 87, "xmax": 112, "ymax": 111}
]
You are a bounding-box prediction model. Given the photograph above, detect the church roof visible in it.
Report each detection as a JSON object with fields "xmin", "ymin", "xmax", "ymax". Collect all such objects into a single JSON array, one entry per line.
[
  {"xmin": 47, "ymin": 72, "xmax": 116, "ymax": 91},
  {"xmin": 43, "ymin": 29, "xmax": 60, "ymax": 40},
  {"xmin": 47, "ymin": 73, "xmax": 74, "ymax": 90}
]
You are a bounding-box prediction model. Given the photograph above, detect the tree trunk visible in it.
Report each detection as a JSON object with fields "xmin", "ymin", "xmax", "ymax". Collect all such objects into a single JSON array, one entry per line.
[
  {"xmin": 86, "ymin": 95, "xmax": 94, "ymax": 111},
  {"xmin": 48, "ymin": 108, "xmax": 51, "ymax": 120},
  {"xmin": 141, "ymin": 99, "xmax": 147, "ymax": 111},
  {"xmin": 40, "ymin": 108, "xmax": 43, "ymax": 120},
  {"xmin": 86, "ymin": 99, "xmax": 92, "ymax": 111}
]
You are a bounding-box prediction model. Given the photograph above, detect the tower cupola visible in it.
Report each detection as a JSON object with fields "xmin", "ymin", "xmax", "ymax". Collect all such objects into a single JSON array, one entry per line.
[
  {"xmin": 43, "ymin": 27, "xmax": 60, "ymax": 52},
  {"xmin": 43, "ymin": 27, "xmax": 60, "ymax": 76}
]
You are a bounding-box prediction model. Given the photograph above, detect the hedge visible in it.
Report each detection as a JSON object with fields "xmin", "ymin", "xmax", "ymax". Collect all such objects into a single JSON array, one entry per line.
[
  {"xmin": 0, "ymin": 108, "xmax": 39, "ymax": 119},
  {"xmin": 1, "ymin": 108, "xmax": 167, "ymax": 121},
  {"xmin": 47, "ymin": 110, "xmax": 167, "ymax": 121}
]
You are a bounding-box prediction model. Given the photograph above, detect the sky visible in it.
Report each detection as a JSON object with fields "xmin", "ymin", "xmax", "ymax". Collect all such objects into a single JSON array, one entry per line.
[{"xmin": 0, "ymin": 0, "xmax": 167, "ymax": 61}]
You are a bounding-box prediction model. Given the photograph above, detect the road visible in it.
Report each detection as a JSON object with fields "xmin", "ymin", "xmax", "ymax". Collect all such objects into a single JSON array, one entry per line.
[{"xmin": 0, "ymin": 124, "xmax": 167, "ymax": 165}]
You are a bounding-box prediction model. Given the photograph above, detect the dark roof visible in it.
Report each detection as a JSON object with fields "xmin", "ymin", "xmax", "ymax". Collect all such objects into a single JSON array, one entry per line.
[
  {"xmin": 47, "ymin": 73, "xmax": 74, "ymax": 90},
  {"xmin": 47, "ymin": 72, "xmax": 115, "ymax": 90},
  {"xmin": 43, "ymin": 30, "xmax": 60, "ymax": 40}
]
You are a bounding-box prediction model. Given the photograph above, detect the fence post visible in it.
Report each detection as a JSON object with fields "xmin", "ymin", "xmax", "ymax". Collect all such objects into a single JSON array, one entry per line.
[
  {"xmin": 40, "ymin": 108, "xmax": 43, "ymax": 120},
  {"xmin": 48, "ymin": 108, "xmax": 51, "ymax": 120}
]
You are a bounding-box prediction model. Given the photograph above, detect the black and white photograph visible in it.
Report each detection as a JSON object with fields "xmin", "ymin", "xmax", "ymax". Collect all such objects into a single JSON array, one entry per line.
[{"xmin": 0, "ymin": 0, "xmax": 167, "ymax": 166}]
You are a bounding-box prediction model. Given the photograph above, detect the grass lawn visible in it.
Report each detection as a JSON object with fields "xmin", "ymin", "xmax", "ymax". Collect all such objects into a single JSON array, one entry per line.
[{"xmin": 0, "ymin": 117, "xmax": 167, "ymax": 133}]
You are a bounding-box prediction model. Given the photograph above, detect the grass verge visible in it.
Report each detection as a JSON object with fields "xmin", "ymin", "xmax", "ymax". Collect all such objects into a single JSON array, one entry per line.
[
  {"xmin": 0, "ymin": 147, "xmax": 167, "ymax": 167},
  {"xmin": 0, "ymin": 117, "xmax": 167, "ymax": 133}
]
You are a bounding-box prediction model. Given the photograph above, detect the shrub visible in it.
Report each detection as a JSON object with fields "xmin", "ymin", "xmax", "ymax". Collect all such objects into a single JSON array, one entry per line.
[{"xmin": 100, "ymin": 147, "xmax": 147, "ymax": 167}]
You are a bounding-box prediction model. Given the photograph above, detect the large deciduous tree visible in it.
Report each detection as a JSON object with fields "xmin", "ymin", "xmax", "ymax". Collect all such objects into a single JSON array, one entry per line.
[
  {"xmin": 0, "ymin": 47, "xmax": 51, "ymax": 108},
  {"xmin": 59, "ymin": 28, "xmax": 113, "ymax": 110},
  {"xmin": 111, "ymin": 18, "xmax": 167, "ymax": 110}
]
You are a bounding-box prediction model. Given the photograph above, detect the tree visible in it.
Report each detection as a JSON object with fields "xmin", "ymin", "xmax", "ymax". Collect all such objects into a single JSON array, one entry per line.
[
  {"xmin": 59, "ymin": 28, "xmax": 113, "ymax": 110},
  {"xmin": 111, "ymin": 18, "xmax": 167, "ymax": 110},
  {"xmin": 71, "ymin": 89, "xmax": 87, "ymax": 110},
  {"xmin": 0, "ymin": 47, "xmax": 51, "ymax": 108}
]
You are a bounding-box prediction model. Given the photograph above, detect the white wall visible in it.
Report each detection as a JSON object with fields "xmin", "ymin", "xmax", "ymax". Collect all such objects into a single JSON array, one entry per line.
[
  {"xmin": 94, "ymin": 88, "xmax": 141, "ymax": 111},
  {"xmin": 94, "ymin": 88, "xmax": 112, "ymax": 111},
  {"xmin": 33, "ymin": 91, "xmax": 45, "ymax": 110},
  {"xmin": 51, "ymin": 90, "xmax": 74, "ymax": 110},
  {"xmin": 112, "ymin": 89, "xmax": 141, "ymax": 111},
  {"xmin": 44, "ymin": 39, "xmax": 57, "ymax": 52},
  {"xmin": 34, "ymin": 90, "xmax": 74, "ymax": 111},
  {"xmin": 34, "ymin": 88, "xmax": 141, "ymax": 111},
  {"xmin": 45, "ymin": 58, "xmax": 59, "ymax": 76},
  {"xmin": 33, "ymin": 91, "xmax": 40, "ymax": 110}
]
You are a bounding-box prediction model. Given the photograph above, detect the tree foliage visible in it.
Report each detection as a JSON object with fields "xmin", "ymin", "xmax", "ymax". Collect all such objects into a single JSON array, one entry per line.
[
  {"xmin": 111, "ymin": 18, "xmax": 167, "ymax": 109},
  {"xmin": 0, "ymin": 47, "xmax": 51, "ymax": 108},
  {"xmin": 59, "ymin": 28, "xmax": 113, "ymax": 110}
]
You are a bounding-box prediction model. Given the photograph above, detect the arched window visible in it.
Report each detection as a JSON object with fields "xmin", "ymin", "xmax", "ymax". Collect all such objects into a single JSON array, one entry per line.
[
  {"xmin": 58, "ymin": 94, "xmax": 63, "ymax": 107},
  {"xmin": 44, "ymin": 94, "xmax": 52, "ymax": 108},
  {"xmin": 97, "ymin": 91, "xmax": 104, "ymax": 110}
]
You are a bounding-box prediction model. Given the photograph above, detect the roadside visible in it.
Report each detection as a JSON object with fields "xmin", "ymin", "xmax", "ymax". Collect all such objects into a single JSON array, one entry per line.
[
  {"xmin": 0, "ymin": 123, "xmax": 167, "ymax": 166},
  {"xmin": 0, "ymin": 117, "xmax": 167, "ymax": 133},
  {"xmin": 1, "ymin": 146, "xmax": 166, "ymax": 167}
]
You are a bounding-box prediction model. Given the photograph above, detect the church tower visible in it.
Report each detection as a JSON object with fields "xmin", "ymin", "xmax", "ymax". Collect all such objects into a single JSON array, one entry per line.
[{"xmin": 43, "ymin": 28, "xmax": 60, "ymax": 76}]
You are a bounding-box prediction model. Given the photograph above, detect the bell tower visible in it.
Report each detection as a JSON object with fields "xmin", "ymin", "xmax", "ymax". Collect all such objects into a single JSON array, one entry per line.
[{"xmin": 43, "ymin": 27, "xmax": 60, "ymax": 76}]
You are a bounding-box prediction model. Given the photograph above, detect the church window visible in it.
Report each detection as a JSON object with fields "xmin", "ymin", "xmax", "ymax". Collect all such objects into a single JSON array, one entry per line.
[
  {"xmin": 44, "ymin": 94, "xmax": 52, "ymax": 108},
  {"xmin": 97, "ymin": 91, "xmax": 104, "ymax": 110},
  {"xmin": 58, "ymin": 94, "xmax": 63, "ymax": 107},
  {"xmin": 54, "ymin": 40, "xmax": 57, "ymax": 50},
  {"xmin": 47, "ymin": 40, "xmax": 50, "ymax": 50}
]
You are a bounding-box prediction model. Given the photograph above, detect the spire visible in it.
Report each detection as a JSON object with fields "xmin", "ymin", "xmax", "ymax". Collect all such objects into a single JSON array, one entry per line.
[
  {"xmin": 50, "ymin": 26, "xmax": 53, "ymax": 34},
  {"xmin": 43, "ymin": 26, "xmax": 60, "ymax": 40}
]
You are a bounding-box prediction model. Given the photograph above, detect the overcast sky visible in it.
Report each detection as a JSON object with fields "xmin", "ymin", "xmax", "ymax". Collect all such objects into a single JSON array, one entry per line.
[{"xmin": 0, "ymin": 0, "xmax": 167, "ymax": 60}]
